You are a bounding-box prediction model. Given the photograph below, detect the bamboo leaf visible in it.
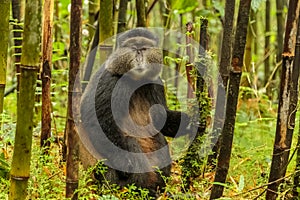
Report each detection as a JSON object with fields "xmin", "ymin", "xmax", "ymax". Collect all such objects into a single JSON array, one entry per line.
[{"xmin": 238, "ymin": 175, "xmax": 245, "ymax": 192}]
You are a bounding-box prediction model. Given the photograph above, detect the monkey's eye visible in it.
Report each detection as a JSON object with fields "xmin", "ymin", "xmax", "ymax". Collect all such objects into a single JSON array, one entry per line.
[
  {"xmin": 139, "ymin": 47, "xmax": 147, "ymax": 51},
  {"xmin": 130, "ymin": 45, "xmax": 137, "ymax": 50},
  {"xmin": 130, "ymin": 46, "xmax": 149, "ymax": 51}
]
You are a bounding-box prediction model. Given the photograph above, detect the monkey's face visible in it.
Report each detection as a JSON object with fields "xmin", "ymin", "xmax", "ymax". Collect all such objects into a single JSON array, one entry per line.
[{"xmin": 105, "ymin": 36, "xmax": 163, "ymax": 81}]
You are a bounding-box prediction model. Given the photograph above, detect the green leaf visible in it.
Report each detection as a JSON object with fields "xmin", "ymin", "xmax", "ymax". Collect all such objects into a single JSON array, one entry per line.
[
  {"xmin": 238, "ymin": 175, "xmax": 245, "ymax": 192},
  {"xmin": 171, "ymin": 0, "xmax": 199, "ymax": 14},
  {"xmin": 98, "ymin": 195, "xmax": 119, "ymax": 200},
  {"xmin": 53, "ymin": 41, "xmax": 66, "ymax": 55},
  {"xmin": 0, "ymin": 153, "xmax": 9, "ymax": 179},
  {"xmin": 212, "ymin": 181, "xmax": 229, "ymax": 188},
  {"xmin": 212, "ymin": 0, "xmax": 225, "ymax": 17}
]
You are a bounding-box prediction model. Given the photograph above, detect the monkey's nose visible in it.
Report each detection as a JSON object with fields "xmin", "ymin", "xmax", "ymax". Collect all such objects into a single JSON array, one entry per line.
[{"xmin": 136, "ymin": 51, "xmax": 144, "ymax": 62}]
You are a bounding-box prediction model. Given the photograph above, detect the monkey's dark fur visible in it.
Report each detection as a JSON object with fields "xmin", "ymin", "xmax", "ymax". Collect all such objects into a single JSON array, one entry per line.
[{"xmin": 80, "ymin": 28, "xmax": 191, "ymax": 197}]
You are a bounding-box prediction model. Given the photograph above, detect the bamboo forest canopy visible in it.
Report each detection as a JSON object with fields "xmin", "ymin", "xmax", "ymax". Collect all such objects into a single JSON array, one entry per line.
[{"xmin": 1, "ymin": 0, "xmax": 300, "ymax": 200}]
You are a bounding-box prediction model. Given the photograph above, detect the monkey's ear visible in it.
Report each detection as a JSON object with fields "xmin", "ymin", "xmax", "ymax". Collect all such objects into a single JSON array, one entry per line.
[{"xmin": 116, "ymin": 28, "xmax": 159, "ymax": 48}]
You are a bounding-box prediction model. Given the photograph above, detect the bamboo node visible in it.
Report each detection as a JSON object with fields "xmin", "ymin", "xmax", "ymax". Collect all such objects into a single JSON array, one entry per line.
[
  {"xmin": 99, "ymin": 44, "xmax": 113, "ymax": 51},
  {"xmin": 20, "ymin": 64, "xmax": 40, "ymax": 71},
  {"xmin": 66, "ymin": 179, "xmax": 79, "ymax": 184},
  {"xmin": 10, "ymin": 175, "xmax": 30, "ymax": 181}
]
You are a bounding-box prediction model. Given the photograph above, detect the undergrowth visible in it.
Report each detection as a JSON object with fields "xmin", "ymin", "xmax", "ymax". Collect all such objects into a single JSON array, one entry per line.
[{"xmin": 0, "ymin": 73, "xmax": 298, "ymax": 199}]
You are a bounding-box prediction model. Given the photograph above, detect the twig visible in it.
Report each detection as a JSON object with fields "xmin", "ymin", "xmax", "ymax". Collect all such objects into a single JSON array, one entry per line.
[
  {"xmin": 263, "ymin": 60, "xmax": 282, "ymax": 90},
  {"xmin": 230, "ymin": 171, "xmax": 298, "ymax": 197},
  {"xmin": 49, "ymin": 171, "xmax": 61, "ymax": 180},
  {"xmin": 253, "ymin": 189, "xmax": 266, "ymax": 200},
  {"xmin": 146, "ymin": 0, "xmax": 158, "ymax": 16}
]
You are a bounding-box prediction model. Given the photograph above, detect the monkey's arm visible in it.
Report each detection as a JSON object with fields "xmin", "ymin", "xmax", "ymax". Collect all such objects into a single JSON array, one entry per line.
[
  {"xmin": 80, "ymin": 68, "xmax": 130, "ymax": 150},
  {"xmin": 150, "ymin": 84, "xmax": 195, "ymax": 138},
  {"xmin": 152, "ymin": 109, "xmax": 192, "ymax": 138}
]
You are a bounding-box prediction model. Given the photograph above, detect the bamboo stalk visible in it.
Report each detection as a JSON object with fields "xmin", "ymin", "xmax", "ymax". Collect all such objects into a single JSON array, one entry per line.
[
  {"xmin": 9, "ymin": 0, "xmax": 42, "ymax": 199},
  {"xmin": 88, "ymin": 0, "xmax": 99, "ymax": 40},
  {"xmin": 292, "ymin": 13, "xmax": 300, "ymax": 198},
  {"xmin": 207, "ymin": 0, "xmax": 236, "ymax": 167},
  {"xmin": 185, "ymin": 22, "xmax": 195, "ymax": 98},
  {"xmin": 266, "ymin": 0, "xmax": 300, "ymax": 199},
  {"xmin": 276, "ymin": 0, "xmax": 285, "ymax": 64},
  {"xmin": 65, "ymin": 0, "xmax": 82, "ymax": 199},
  {"xmin": 136, "ymin": 0, "xmax": 147, "ymax": 27},
  {"xmin": 82, "ymin": 20, "xmax": 100, "ymax": 92},
  {"xmin": 12, "ymin": 0, "xmax": 25, "ymax": 98},
  {"xmin": 210, "ymin": 0, "xmax": 252, "ymax": 198},
  {"xmin": 0, "ymin": 0, "xmax": 10, "ymax": 116},
  {"xmin": 117, "ymin": 0, "xmax": 128, "ymax": 33},
  {"xmin": 265, "ymin": 0, "xmax": 271, "ymax": 97},
  {"xmin": 41, "ymin": 0, "xmax": 54, "ymax": 153},
  {"xmin": 181, "ymin": 18, "xmax": 210, "ymax": 188},
  {"xmin": 99, "ymin": 0, "xmax": 113, "ymax": 64}
]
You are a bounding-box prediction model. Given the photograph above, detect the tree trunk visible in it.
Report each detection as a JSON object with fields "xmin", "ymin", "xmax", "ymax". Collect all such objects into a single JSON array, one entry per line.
[
  {"xmin": 65, "ymin": 0, "xmax": 82, "ymax": 199},
  {"xmin": 136, "ymin": 0, "xmax": 146, "ymax": 27},
  {"xmin": 0, "ymin": 0, "xmax": 10, "ymax": 116},
  {"xmin": 207, "ymin": 0, "xmax": 235, "ymax": 167},
  {"xmin": 292, "ymin": 13, "xmax": 300, "ymax": 198},
  {"xmin": 210, "ymin": 0, "xmax": 252, "ymax": 199},
  {"xmin": 9, "ymin": 0, "xmax": 42, "ymax": 199},
  {"xmin": 266, "ymin": 1, "xmax": 300, "ymax": 199},
  {"xmin": 41, "ymin": 0, "xmax": 54, "ymax": 153},
  {"xmin": 117, "ymin": 0, "xmax": 128, "ymax": 33}
]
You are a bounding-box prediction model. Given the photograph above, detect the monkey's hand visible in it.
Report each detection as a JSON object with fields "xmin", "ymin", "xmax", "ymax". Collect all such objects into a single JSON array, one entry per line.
[{"xmin": 151, "ymin": 109, "xmax": 197, "ymax": 138}]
